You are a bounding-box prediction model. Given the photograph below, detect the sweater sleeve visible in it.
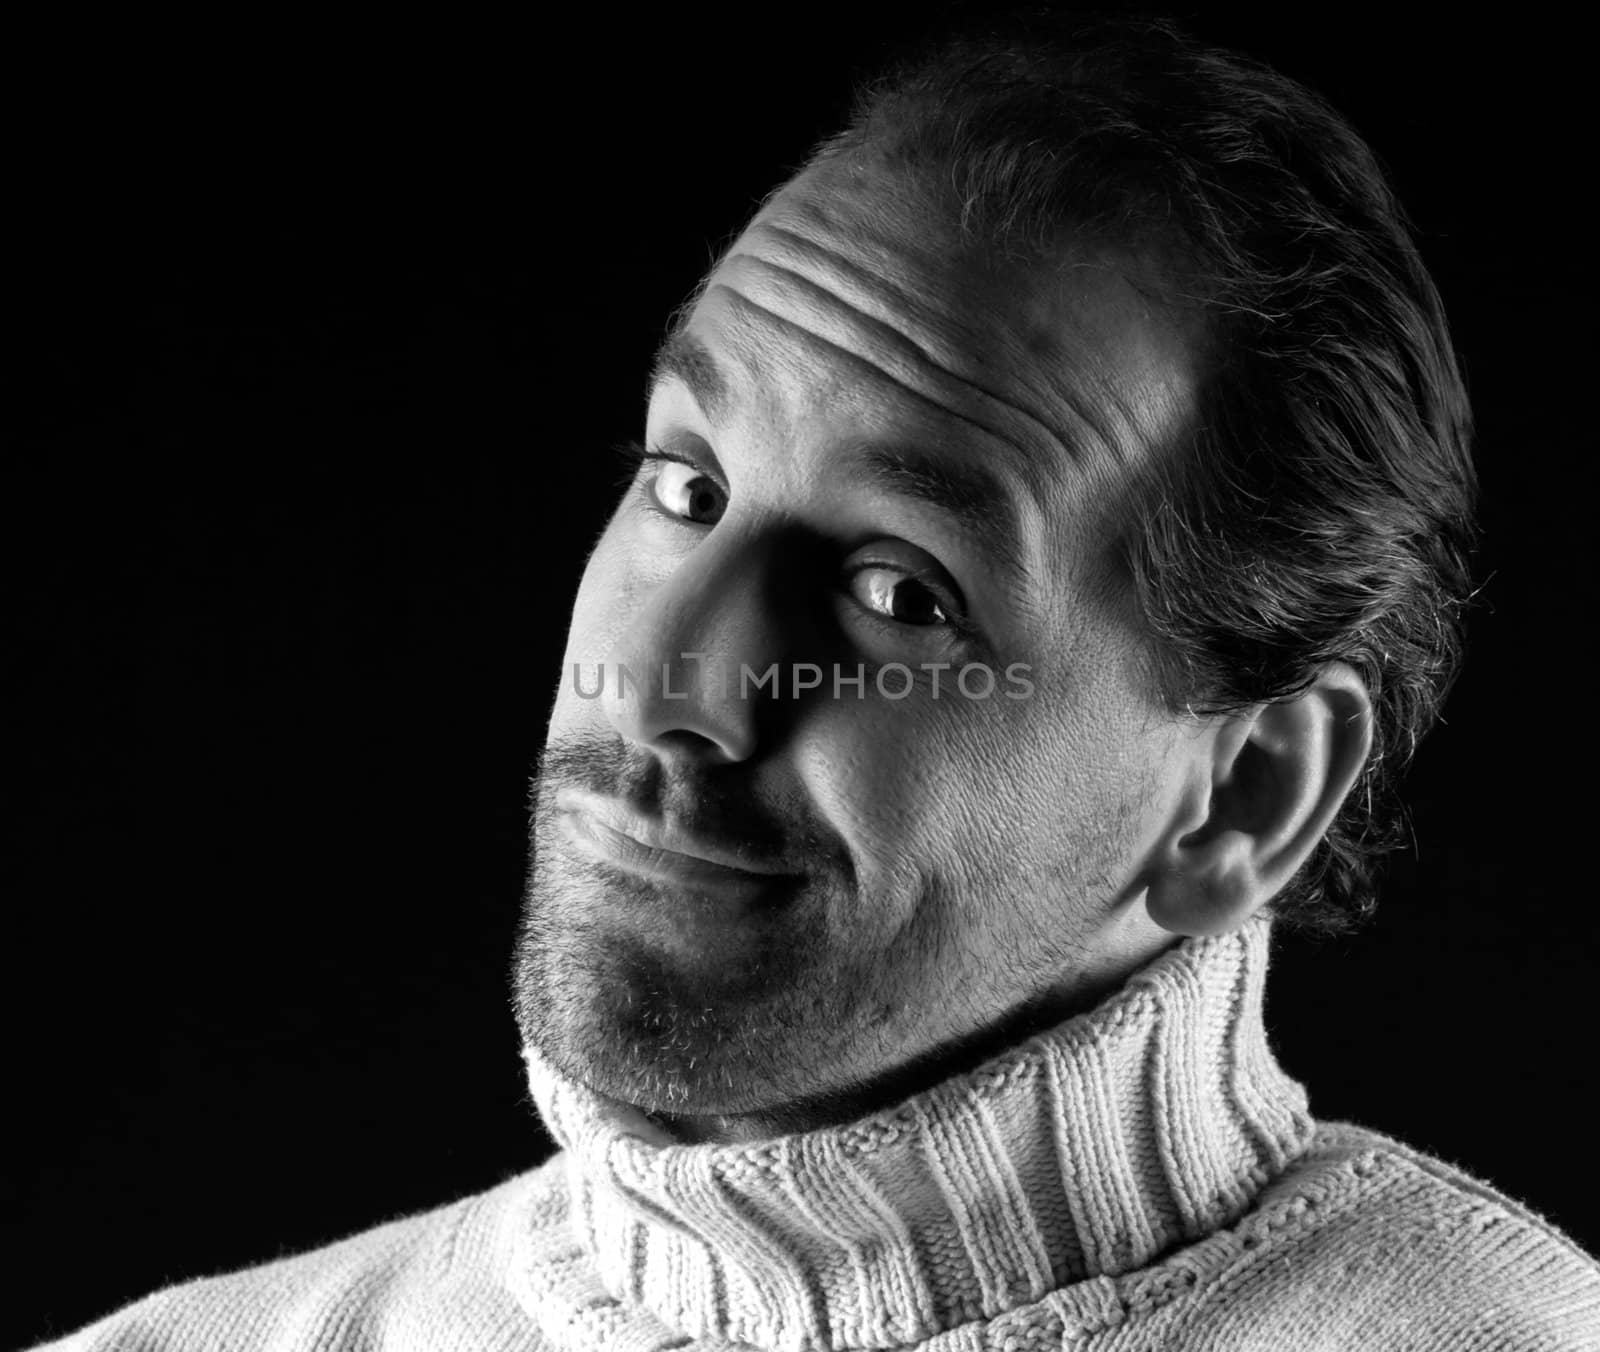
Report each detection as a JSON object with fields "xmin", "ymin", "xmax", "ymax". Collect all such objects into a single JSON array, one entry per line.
[{"xmin": 25, "ymin": 1169, "xmax": 557, "ymax": 1352}]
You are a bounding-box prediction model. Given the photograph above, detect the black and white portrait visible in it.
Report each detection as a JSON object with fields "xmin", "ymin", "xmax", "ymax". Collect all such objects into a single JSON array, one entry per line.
[{"xmin": 14, "ymin": 6, "xmax": 1597, "ymax": 1349}]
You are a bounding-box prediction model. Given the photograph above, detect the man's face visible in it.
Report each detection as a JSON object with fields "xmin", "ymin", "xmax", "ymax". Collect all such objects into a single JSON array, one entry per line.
[{"xmin": 515, "ymin": 158, "xmax": 1203, "ymax": 1131}]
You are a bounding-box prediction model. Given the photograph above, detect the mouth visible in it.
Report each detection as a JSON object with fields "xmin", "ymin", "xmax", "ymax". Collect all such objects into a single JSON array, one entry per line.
[{"xmin": 554, "ymin": 789, "xmax": 801, "ymax": 900}]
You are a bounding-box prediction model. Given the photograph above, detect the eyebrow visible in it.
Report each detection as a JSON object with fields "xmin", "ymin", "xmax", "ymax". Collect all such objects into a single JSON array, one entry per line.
[
  {"xmin": 648, "ymin": 329, "xmax": 1033, "ymax": 585},
  {"xmin": 855, "ymin": 445, "xmax": 1031, "ymax": 584},
  {"xmin": 649, "ymin": 330, "xmax": 732, "ymax": 424}
]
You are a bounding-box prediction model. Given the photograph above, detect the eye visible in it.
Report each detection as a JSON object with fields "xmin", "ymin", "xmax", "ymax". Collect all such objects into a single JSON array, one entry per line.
[
  {"xmin": 650, "ymin": 458, "xmax": 727, "ymax": 526},
  {"xmin": 848, "ymin": 564, "xmax": 960, "ymax": 627}
]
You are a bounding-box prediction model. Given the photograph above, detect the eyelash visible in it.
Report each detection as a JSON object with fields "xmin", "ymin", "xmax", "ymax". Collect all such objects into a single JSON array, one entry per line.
[
  {"xmin": 614, "ymin": 440, "xmax": 729, "ymax": 534},
  {"xmin": 613, "ymin": 439, "xmax": 711, "ymax": 484},
  {"xmin": 612, "ymin": 439, "xmax": 980, "ymax": 646}
]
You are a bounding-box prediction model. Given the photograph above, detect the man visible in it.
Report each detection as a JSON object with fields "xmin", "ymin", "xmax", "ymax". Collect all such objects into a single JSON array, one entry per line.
[{"xmin": 39, "ymin": 15, "xmax": 1598, "ymax": 1351}]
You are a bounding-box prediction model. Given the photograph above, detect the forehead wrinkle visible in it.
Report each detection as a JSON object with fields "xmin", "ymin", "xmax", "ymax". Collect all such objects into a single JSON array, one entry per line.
[
  {"xmin": 714, "ymin": 250, "xmax": 1072, "ymax": 504},
  {"xmin": 1027, "ymin": 280, "xmax": 1194, "ymax": 471},
  {"xmin": 703, "ymin": 279, "xmax": 1001, "ymax": 451},
  {"xmin": 747, "ymin": 217, "xmax": 1176, "ymax": 487},
  {"xmin": 748, "ymin": 220, "xmax": 1097, "ymax": 461}
]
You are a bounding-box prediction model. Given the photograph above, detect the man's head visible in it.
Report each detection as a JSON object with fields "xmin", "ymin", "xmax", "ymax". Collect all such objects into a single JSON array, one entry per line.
[{"xmin": 513, "ymin": 16, "xmax": 1475, "ymax": 1137}]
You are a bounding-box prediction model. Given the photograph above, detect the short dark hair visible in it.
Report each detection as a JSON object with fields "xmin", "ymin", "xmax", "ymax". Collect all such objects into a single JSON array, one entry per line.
[{"xmin": 813, "ymin": 14, "xmax": 1478, "ymax": 932}]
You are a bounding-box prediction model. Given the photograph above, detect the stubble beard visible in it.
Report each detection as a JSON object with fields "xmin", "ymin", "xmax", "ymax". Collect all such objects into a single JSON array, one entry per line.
[
  {"xmin": 509, "ymin": 736, "xmax": 1148, "ymax": 1128},
  {"xmin": 511, "ymin": 811, "xmax": 922, "ymax": 1120}
]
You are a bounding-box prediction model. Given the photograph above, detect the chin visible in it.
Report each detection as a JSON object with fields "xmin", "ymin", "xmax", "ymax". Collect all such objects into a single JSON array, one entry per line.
[
  {"xmin": 513, "ymin": 892, "xmax": 875, "ymax": 1117},
  {"xmin": 521, "ymin": 973, "xmax": 809, "ymax": 1116}
]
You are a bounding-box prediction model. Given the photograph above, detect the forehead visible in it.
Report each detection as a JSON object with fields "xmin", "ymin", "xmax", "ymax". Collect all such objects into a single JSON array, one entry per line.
[{"xmin": 678, "ymin": 157, "xmax": 1197, "ymax": 487}]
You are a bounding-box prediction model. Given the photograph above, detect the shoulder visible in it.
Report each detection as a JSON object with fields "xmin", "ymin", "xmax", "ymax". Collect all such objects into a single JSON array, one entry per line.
[
  {"xmin": 1302, "ymin": 1121, "xmax": 1595, "ymax": 1261},
  {"xmin": 30, "ymin": 1159, "xmax": 570, "ymax": 1352},
  {"xmin": 1211, "ymin": 1121, "xmax": 1599, "ymax": 1348},
  {"xmin": 1094, "ymin": 1123, "xmax": 1598, "ymax": 1350}
]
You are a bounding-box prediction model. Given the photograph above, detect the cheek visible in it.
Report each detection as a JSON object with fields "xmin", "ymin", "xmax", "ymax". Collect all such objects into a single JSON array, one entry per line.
[
  {"xmin": 789, "ymin": 644, "xmax": 1166, "ymax": 896},
  {"xmin": 790, "ymin": 689, "xmax": 1072, "ymax": 887},
  {"xmin": 549, "ymin": 521, "xmax": 639, "ymax": 723},
  {"xmin": 555, "ymin": 493, "xmax": 702, "ymax": 671}
]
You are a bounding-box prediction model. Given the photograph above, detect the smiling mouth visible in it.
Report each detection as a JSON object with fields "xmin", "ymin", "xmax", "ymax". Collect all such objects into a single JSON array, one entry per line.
[{"xmin": 554, "ymin": 790, "xmax": 800, "ymax": 900}]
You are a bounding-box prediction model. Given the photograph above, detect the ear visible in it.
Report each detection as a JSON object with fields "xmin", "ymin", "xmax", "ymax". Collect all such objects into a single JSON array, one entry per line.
[{"xmin": 1144, "ymin": 663, "xmax": 1374, "ymax": 937}]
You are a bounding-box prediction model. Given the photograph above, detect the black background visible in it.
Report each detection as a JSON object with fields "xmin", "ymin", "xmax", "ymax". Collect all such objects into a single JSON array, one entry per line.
[{"xmin": 12, "ymin": 5, "xmax": 1596, "ymax": 1345}]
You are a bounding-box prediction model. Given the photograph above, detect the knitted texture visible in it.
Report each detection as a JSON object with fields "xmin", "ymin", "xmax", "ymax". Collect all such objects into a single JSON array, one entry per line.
[{"xmin": 34, "ymin": 922, "xmax": 1600, "ymax": 1351}]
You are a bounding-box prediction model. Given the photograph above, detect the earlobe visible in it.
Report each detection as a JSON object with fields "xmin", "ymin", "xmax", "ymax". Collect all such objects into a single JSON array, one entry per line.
[{"xmin": 1145, "ymin": 664, "xmax": 1373, "ymax": 937}]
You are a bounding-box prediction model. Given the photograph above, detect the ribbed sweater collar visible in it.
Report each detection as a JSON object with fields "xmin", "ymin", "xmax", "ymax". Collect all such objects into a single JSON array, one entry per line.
[{"xmin": 523, "ymin": 919, "xmax": 1313, "ymax": 1352}]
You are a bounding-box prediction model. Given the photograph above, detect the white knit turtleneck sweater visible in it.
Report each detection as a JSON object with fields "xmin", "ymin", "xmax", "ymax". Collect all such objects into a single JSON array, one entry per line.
[{"xmin": 34, "ymin": 922, "xmax": 1600, "ymax": 1350}]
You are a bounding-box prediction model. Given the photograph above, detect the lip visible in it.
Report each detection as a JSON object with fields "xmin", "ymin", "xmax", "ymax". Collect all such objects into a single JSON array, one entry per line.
[{"xmin": 555, "ymin": 789, "xmax": 798, "ymax": 894}]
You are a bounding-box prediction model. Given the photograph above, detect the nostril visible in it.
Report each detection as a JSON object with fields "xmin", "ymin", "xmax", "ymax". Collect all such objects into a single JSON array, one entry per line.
[
  {"xmin": 601, "ymin": 658, "xmax": 762, "ymax": 765},
  {"xmin": 653, "ymin": 728, "xmax": 748, "ymax": 766}
]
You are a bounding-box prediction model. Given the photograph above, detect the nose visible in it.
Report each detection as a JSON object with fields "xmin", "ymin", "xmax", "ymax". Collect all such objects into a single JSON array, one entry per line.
[{"xmin": 601, "ymin": 527, "xmax": 788, "ymax": 766}]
